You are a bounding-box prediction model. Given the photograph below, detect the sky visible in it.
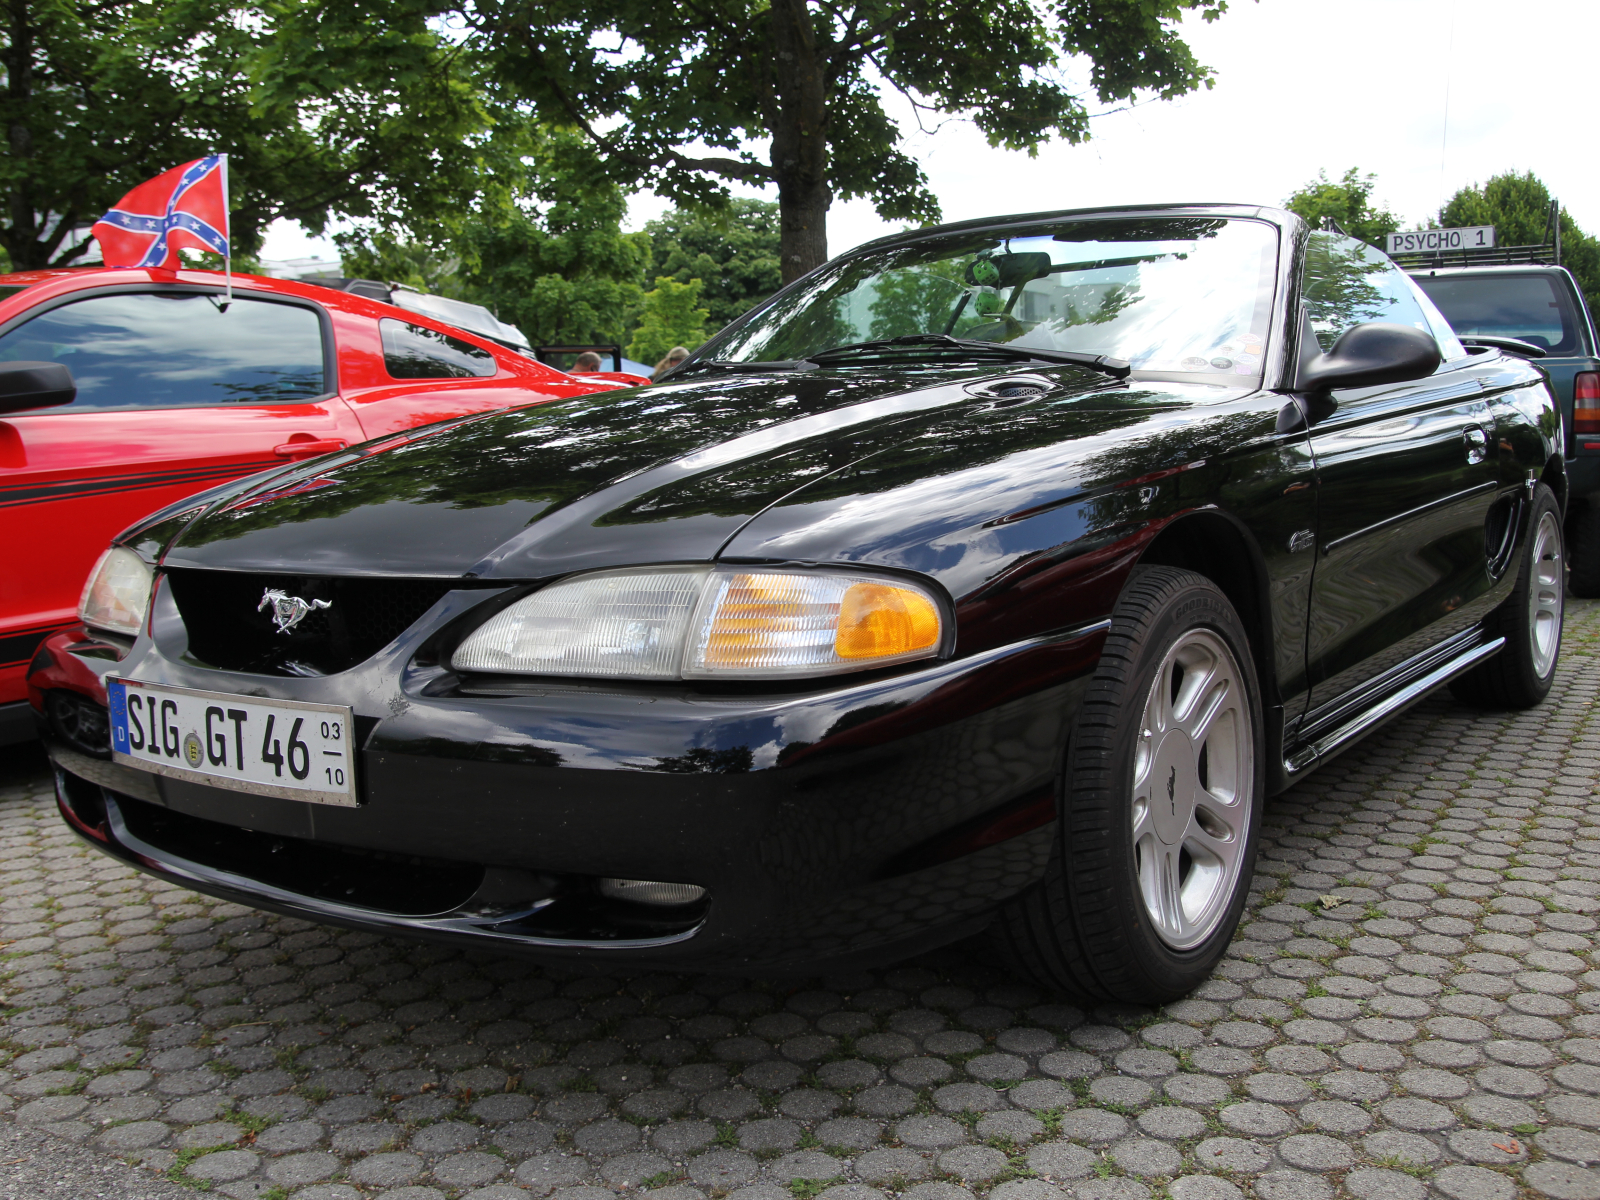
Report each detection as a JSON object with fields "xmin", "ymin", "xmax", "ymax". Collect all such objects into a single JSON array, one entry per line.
[{"xmin": 260, "ymin": 0, "xmax": 1600, "ymax": 264}]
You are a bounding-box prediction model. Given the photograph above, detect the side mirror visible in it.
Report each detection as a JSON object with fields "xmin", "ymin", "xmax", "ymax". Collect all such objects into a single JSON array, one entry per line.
[
  {"xmin": 0, "ymin": 361, "xmax": 75, "ymax": 414},
  {"xmin": 1299, "ymin": 322, "xmax": 1441, "ymax": 393}
]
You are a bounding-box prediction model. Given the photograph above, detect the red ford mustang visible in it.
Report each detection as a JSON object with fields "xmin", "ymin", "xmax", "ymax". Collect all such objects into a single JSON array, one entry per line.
[{"xmin": 0, "ymin": 266, "xmax": 634, "ymax": 743}]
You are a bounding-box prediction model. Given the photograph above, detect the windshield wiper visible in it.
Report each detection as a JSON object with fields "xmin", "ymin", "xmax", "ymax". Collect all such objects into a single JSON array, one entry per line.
[
  {"xmin": 805, "ymin": 334, "xmax": 1130, "ymax": 379},
  {"xmin": 661, "ymin": 359, "xmax": 812, "ymax": 380}
]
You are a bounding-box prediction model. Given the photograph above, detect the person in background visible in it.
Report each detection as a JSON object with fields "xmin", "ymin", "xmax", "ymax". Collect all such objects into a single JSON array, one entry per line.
[
  {"xmin": 571, "ymin": 351, "xmax": 603, "ymax": 372},
  {"xmin": 652, "ymin": 346, "xmax": 689, "ymax": 381}
]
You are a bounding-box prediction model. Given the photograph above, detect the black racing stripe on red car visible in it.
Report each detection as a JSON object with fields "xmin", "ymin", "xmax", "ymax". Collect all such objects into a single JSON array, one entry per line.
[
  {"xmin": 0, "ymin": 460, "xmax": 280, "ymax": 509},
  {"xmin": 0, "ymin": 627, "xmax": 57, "ymax": 668}
]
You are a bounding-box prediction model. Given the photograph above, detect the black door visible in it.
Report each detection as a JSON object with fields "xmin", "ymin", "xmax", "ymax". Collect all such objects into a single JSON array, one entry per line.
[{"xmin": 1300, "ymin": 233, "xmax": 1499, "ymax": 704}]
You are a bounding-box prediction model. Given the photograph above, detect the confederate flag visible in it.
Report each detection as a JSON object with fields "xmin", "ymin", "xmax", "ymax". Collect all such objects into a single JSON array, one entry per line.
[{"xmin": 91, "ymin": 156, "xmax": 230, "ymax": 269}]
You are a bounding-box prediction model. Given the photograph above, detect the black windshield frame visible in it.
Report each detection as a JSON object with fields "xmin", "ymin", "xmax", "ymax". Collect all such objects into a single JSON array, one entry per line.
[{"xmin": 685, "ymin": 207, "xmax": 1292, "ymax": 390}]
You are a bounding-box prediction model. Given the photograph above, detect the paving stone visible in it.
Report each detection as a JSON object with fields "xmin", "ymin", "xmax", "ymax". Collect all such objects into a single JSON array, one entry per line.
[
  {"xmin": 1361, "ymin": 1131, "xmax": 1442, "ymax": 1165},
  {"xmin": 894, "ymin": 1115, "xmax": 968, "ymax": 1149},
  {"xmin": 1108, "ymin": 1137, "xmax": 1180, "ymax": 1177},
  {"xmin": 815, "ymin": 1117, "xmax": 882, "ymax": 1151},
  {"xmin": 766, "ymin": 1150, "xmax": 847, "ymax": 1183},
  {"xmin": 1025, "ymin": 1140, "xmax": 1097, "ymax": 1180},
  {"xmin": 1193, "ymin": 1137, "xmax": 1272, "ymax": 1174},
  {"xmin": 687, "ymin": 1151, "xmax": 758, "ymax": 1190},
  {"xmin": 1523, "ymin": 1162, "xmax": 1600, "ymax": 1200},
  {"xmin": 1432, "ymin": 1164, "xmax": 1518, "ymax": 1200},
  {"xmin": 976, "ymin": 1110, "xmax": 1045, "ymax": 1143},
  {"xmin": 14, "ymin": 598, "xmax": 1600, "ymax": 1200},
  {"xmin": 1167, "ymin": 1178, "xmax": 1243, "ymax": 1200},
  {"xmin": 902, "ymin": 1186, "xmax": 976, "ymax": 1200},
  {"xmin": 1135, "ymin": 1106, "xmax": 1206, "ymax": 1140},
  {"xmin": 937, "ymin": 1145, "xmax": 1009, "ymax": 1182},
  {"xmin": 1278, "ymin": 1133, "xmax": 1354, "ymax": 1170},
  {"xmin": 1253, "ymin": 1170, "xmax": 1333, "ymax": 1200},
  {"xmin": 1218, "ymin": 1101, "xmax": 1293, "ymax": 1137},
  {"xmin": 1448, "ymin": 1129, "xmax": 1529, "ymax": 1164}
]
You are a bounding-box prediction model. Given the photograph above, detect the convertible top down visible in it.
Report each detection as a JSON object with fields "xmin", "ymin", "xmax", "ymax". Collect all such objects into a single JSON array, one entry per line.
[{"xmin": 31, "ymin": 204, "xmax": 1564, "ymax": 1003}]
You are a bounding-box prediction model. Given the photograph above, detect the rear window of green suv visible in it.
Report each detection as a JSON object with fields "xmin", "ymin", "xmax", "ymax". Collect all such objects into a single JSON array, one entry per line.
[{"xmin": 1413, "ymin": 272, "xmax": 1584, "ymax": 356}]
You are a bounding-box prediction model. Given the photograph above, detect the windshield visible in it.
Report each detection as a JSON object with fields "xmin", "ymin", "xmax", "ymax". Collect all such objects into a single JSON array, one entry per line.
[
  {"xmin": 709, "ymin": 217, "xmax": 1280, "ymax": 382},
  {"xmin": 1413, "ymin": 273, "xmax": 1585, "ymax": 356}
]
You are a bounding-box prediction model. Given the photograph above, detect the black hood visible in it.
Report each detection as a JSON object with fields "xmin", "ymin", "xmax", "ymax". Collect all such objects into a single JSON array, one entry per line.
[{"xmin": 156, "ymin": 364, "xmax": 1161, "ymax": 579}]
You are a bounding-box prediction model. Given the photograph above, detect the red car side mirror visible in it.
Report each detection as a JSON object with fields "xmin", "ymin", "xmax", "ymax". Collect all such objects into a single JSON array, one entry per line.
[{"xmin": 0, "ymin": 361, "xmax": 75, "ymax": 414}]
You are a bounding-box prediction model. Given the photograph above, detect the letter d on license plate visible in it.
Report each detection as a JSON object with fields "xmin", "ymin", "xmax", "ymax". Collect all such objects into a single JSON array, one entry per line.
[{"xmin": 107, "ymin": 677, "xmax": 357, "ymax": 806}]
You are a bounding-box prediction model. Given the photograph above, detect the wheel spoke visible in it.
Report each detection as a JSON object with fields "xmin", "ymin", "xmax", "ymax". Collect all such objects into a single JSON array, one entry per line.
[
  {"xmin": 1189, "ymin": 799, "xmax": 1242, "ymax": 868},
  {"xmin": 1180, "ymin": 676, "xmax": 1232, "ymax": 745}
]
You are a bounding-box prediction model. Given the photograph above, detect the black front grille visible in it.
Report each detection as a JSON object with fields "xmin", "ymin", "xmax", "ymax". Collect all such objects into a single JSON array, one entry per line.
[{"xmin": 166, "ymin": 569, "xmax": 454, "ymax": 676}]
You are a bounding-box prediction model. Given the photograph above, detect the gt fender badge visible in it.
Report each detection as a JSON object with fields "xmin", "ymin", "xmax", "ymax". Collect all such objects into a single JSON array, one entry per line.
[{"xmin": 259, "ymin": 588, "xmax": 331, "ymax": 634}]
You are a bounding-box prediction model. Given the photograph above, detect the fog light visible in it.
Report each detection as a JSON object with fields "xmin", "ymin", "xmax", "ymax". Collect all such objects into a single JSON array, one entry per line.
[{"xmin": 599, "ymin": 878, "xmax": 706, "ymax": 906}]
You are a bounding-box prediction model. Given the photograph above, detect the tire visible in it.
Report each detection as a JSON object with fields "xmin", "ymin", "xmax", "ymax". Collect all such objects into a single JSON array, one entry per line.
[
  {"xmin": 992, "ymin": 566, "xmax": 1264, "ymax": 1005},
  {"xmin": 1450, "ymin": 483, "xmax": 1564, "ymax": 709},
  {"xmin": 1566, "ymin": 498, "xmax": 1600, "ymax": 598}
]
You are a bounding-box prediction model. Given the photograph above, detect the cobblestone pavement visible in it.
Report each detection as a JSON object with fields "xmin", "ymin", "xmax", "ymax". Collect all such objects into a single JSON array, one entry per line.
[{"xmin": 4, "ymin": 603, "xmax": 1600, "ymax": 1200}]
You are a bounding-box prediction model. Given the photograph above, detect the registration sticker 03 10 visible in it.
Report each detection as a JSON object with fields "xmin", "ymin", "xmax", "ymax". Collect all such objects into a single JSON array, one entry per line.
[{"xmin": 107, "ymin": 677, "xmax": 358, "ymax": 806}]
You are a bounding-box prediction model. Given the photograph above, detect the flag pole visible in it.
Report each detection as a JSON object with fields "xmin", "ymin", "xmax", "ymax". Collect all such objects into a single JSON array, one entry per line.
[{"xmin": 220, "ymin": 154, "xmax": 232, "ymax": 310}]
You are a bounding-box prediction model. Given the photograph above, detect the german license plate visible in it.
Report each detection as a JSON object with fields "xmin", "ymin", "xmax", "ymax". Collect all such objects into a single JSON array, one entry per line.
[{"xmin": 107, "ymin": 677, "xmax": 356, "ymax": 806}]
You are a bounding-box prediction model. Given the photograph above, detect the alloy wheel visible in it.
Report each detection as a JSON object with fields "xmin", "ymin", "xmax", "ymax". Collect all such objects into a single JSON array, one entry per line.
[
  {"xmin": 1530, "ymin": 508, "xmax": 1564, "ymax": 679},
  {"xmin": 1131, "ymin": 628, "xmax": 1255, "ymax": 950}
]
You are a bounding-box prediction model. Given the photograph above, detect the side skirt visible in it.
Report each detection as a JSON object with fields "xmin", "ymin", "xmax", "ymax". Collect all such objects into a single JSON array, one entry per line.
[{"xmin": 1282, "ymin": 626, "xmax": 1505, "ymax": 784}]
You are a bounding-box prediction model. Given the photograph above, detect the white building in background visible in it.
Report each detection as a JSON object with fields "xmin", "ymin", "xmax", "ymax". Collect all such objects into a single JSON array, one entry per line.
[{"xmin": 256, "ymin": 256, "xmax": 342, "ymax": 281}]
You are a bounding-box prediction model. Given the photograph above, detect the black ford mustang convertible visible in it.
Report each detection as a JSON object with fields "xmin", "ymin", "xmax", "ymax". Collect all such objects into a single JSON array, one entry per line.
[{"xmin": 31, "ymin": 204, "xmax": 1565, "ymax": 1004}]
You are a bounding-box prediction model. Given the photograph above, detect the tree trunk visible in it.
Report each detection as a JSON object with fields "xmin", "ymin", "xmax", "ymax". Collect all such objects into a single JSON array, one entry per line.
[
  {"xmin": 5, "ymin": 0, "xmax": 38, "ymax": 269},
  {"xmin": 767, "ymin": 0, "xmax": 829, "ymax": 283}
]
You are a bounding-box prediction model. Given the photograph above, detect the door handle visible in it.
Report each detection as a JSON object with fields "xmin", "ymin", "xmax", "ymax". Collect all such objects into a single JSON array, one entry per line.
[
  {"xmin": 274, "ymin": 437, "xmax": 348, "ymax": 459},
  {"xmin": 1463, "ymin": 425, "xmax": 1489, "ymax": 465}
]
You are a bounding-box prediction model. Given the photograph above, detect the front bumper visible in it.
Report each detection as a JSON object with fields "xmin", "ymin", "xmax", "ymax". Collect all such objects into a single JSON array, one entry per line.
[{"xmin": 33, "ymin": 584, "xmax": 1107, "ymax": 972}]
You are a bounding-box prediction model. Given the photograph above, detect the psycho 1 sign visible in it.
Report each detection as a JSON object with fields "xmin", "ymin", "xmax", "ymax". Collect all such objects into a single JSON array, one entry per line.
[{"xmin": 1386, "ymin": 226, "xmax": 1496, "ymax": 255}]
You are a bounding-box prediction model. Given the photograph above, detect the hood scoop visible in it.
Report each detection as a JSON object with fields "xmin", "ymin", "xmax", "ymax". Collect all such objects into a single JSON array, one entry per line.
[{"xmin": 965, "ymin": 373, "xmax": 1057, "ymax": 404}]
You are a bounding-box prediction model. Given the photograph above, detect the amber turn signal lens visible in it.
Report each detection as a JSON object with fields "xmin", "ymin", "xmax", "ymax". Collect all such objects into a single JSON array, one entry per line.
[
  {"xmin": 683, "ymin": 570, "xmax": 945, "ymax": 678},
  {"xmin": 835, "ymin": 582, "xmax": 941, "ymax": 659}
]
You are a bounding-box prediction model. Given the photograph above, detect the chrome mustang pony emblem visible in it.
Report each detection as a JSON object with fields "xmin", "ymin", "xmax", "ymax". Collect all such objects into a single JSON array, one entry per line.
[{"xmin": 258, "ymin": 589, "xmax": 331, "ymax": 634}]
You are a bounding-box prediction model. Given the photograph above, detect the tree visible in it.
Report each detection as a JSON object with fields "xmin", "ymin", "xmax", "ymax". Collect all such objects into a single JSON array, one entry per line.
[
  {"xmin": 454, "ymin": 0, "xmax": 1234, "ymax": 282},
  {"xmin": 644, "ymin": 200, "xmax": 783, "ymax": 329},
  {"xmin": 1441, "ymin": 171, "xmax": 1600, "ymax": 314},
  {"xmin": 628, "ymin": 277, "xmax": 711, "ymax": 365},
  {"xmin": 340, "ymin": 133, "xmax": 652, "ymax": 348},
  {"xmin": 1283, "ymin": 168, "xmax": 1401, "ymax": 248},
  {"xmin": 0, "ymin": 0, "xmax": 531, "ymax": 269}
]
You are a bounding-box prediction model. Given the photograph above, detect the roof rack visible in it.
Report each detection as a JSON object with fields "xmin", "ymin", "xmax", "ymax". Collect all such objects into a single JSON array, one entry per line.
[
  {"xmin": 1393, "ymin": 197, "xmax": 1565, "ymax": 272},
  {"xmin": 1392, "ymin": 243, "xmax": 1560, "ymax": 270}
]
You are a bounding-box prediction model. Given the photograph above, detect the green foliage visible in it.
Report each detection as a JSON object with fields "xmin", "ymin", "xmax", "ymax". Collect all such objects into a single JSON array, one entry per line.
[
  {"xmin": 628, "ymin": 277, "xmax": 711, "ymax": 366},
  {"xmin": 867, "ymin": 262, "xmax": 969, "ymax": 341},
  {"xmin": 787, "ymin": 1178, "xmax": 845, "ymax": 1200},
  {"xmin": 0, "ymin": 0, "xmax": 533, "ymax": 269},
  {"xmin": 339, "ymin": 133, "xmax": 651, "ymax": 348},
  {"xmin": 645, "ymin": 200, "xmax": 783, "ymax": 330},
  {"xmin": 1284, "ymin": 168, "xmax": 1402, "ymax": 248},
  {"xmin": 363, "ymin": 0, "xmax": 1236, "ymax": 279},
  {"xmin": 1441, "ymin": 170, "xmax": 1600, "ymax": 315},
  {"xmin": 167, "ymin": 1144, "xmax": 234, "ymax": 1189}
]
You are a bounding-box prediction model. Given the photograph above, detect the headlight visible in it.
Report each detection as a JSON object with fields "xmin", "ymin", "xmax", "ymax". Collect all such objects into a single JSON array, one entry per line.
[
  {"xmin": 78, "ymin": 547, "xmax": 154, "ymax": 637},
  {"xmin": 452, "ymin": 566, "xmax": 945, "ymax": 680}
]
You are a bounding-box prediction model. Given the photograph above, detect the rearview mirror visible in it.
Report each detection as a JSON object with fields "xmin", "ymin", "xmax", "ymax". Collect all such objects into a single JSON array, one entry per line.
[
  {"xmin": 1299, "ymin": 322, "xmax": 1441, "ymax": 393},
  {"xmin": 0, "ymin": 361, "xmax": 75, "ymax": 413},
  {"xmin": 966, "ymin": 252, "xmax": 1052, "ymax": 289}
]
